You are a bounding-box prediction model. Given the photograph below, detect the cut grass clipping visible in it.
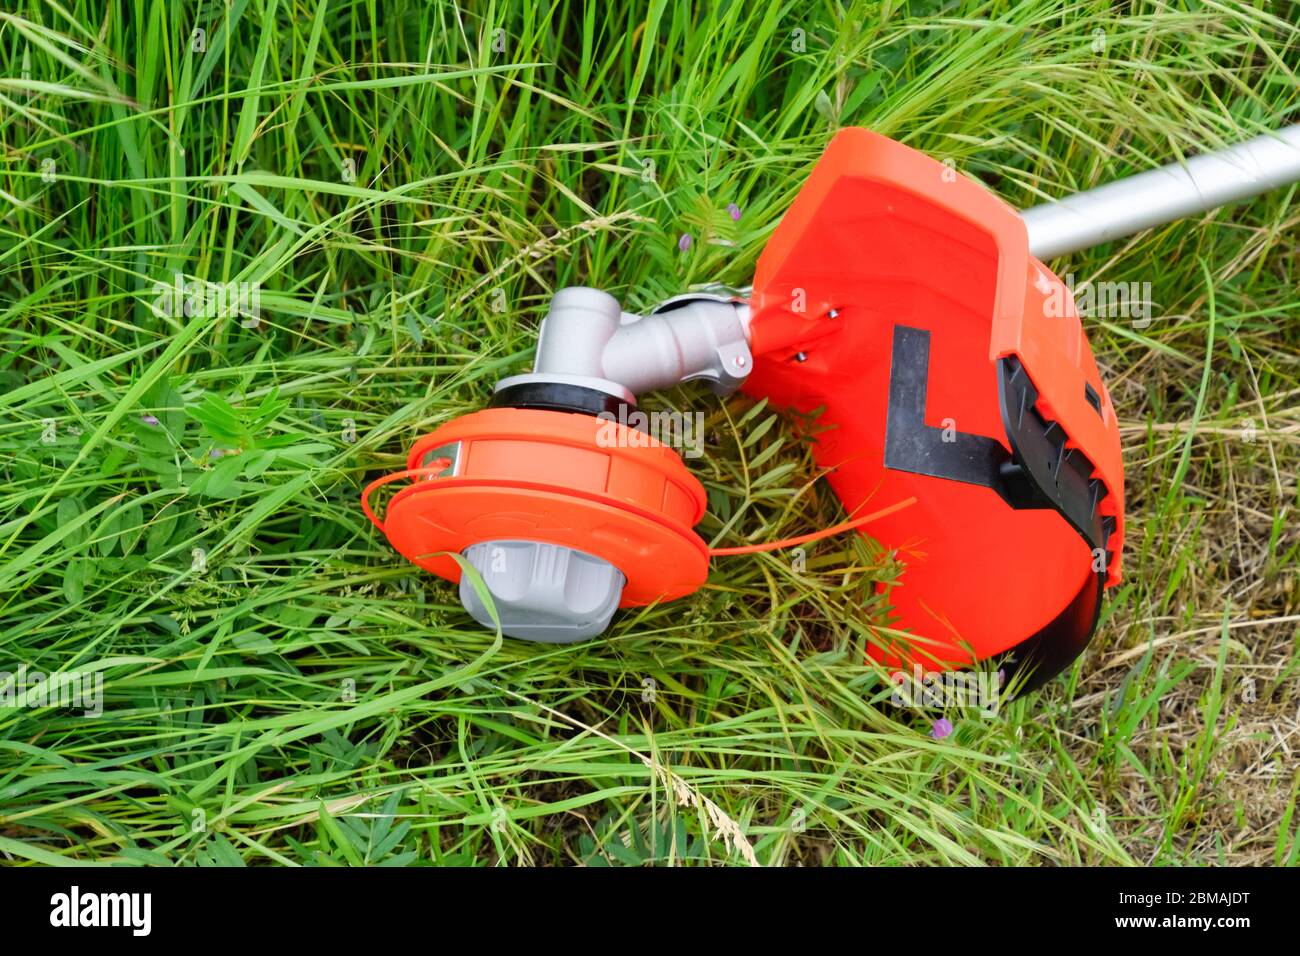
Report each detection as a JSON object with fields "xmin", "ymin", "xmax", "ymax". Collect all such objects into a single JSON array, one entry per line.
[{"xmin": 1, "ymin": 0, "xmax": 1298, "ymax": 866}]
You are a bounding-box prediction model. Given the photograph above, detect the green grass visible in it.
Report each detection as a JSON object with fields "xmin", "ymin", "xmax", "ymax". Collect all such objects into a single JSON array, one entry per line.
[{"xmin": 1, "ymin": 0, "xmax": 1297, "ymax": 866}]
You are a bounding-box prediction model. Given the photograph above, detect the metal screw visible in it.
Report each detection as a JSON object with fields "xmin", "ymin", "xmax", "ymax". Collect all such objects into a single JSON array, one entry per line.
[
  {"xmin": 794, "ymin": 352, "xmax": 807, "ymax": 362},
  {"xmin": 827, "ymin": 308, "xmax": 840, "ymax": 319}
]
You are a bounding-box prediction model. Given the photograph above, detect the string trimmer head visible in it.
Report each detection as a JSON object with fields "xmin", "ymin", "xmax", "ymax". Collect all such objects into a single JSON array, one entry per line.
[{"xmin": 364, "ymin": 123, "xmax": 1300, "ymax": 690}]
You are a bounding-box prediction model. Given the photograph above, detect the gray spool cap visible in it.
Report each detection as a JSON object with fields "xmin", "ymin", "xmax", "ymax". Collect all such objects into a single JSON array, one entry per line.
[{"xmin": 458, "ymin": 540, "xmax": 625, "ymax": 643}]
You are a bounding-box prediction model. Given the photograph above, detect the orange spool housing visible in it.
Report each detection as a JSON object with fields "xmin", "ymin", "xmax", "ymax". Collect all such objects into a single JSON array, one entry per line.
[{"xmin": 371, "ymin": 407, "xmax": 709, "ymax": 606}]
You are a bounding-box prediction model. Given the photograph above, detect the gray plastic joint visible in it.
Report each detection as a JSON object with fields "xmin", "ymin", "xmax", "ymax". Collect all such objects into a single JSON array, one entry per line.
[{"xmin": 531, "ymin": 287, "xmax": 752, "ymax": 399}]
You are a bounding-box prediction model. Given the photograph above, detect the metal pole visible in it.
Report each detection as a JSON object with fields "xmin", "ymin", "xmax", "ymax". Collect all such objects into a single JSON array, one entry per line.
[{"xmin": 1022, "ymin": 124, "xmax": 1300, "ymax": 260}]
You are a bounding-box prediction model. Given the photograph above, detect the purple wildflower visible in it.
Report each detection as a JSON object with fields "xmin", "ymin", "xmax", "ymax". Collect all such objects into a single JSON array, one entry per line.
[
  {"xmin": 677, "ymin": 233, "xmax": 693, "ymax": 252},
  {"xmin": 930, "ymin": 718, "xmax": 954, "ymax": 740},
  {"xmin": 141, "ymin": 414, "xmax": 160, "ymax": 426},
  {"xmin": 726, "ymin": 202, "xmax": 742, "ymax": 221}
]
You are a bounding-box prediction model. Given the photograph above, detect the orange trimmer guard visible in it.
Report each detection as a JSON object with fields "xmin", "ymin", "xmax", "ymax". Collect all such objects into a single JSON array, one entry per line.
[
  {"xmin": 370, "ymin": 408, "xmax": 710, "ymax": 606},
  {"xmin": 745, "ymin": 128, "xmax": 1125, "ymax": 689}
]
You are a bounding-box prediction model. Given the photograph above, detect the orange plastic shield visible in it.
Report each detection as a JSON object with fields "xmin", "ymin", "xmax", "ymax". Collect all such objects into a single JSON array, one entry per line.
[{"xmin": 745, "ymin": 128, "xmax": 1124, "ymax": 685}]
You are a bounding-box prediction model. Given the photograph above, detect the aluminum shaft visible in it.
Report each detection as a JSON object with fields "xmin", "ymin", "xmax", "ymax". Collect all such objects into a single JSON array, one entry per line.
[{"xmin": 1023, "ymin": 124, "xmax": 1300, "ymax": 259}]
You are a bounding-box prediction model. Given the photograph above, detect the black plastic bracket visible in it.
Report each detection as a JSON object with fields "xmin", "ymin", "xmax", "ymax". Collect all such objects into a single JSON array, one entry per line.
[
  {"xmin": 883, "ymin": 325, "xmax": 1015, "ymax": 495},
  {"xmin": 996, "ymin": 355, "xmax": 1116, "ymax": 558}
]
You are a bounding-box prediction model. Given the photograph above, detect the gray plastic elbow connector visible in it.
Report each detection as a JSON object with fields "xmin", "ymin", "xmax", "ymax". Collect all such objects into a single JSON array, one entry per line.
[{"xmin": 522, "ymin": 286, "xmax": 753, "ymax": 398}]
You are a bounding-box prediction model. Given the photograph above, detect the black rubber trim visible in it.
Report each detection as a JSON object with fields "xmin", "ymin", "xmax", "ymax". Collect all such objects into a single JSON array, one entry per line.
[
  {"xmin": 490, "ymin": 381, "xmax": 633, "ymax": 418},
  {"xmin": 883, "ymin": 324, "xmax": 1117, "ymax": 691},
  {"xmin": 996, "ymin": 567, "xmax": 1104, "ymax": 694}
]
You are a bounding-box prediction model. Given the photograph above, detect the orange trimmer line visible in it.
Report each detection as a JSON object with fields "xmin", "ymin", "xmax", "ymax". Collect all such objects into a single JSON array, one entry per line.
[
  {"xmin": 360, "ymin": 462, "xmax": 450, "ymax": 535},
  {"xmin": 707, "ymin": 496, "xmax": 917, "ymax": 556}
]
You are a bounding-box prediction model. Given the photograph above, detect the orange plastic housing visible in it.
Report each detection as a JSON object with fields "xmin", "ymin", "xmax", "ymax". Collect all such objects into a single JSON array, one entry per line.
[
  {"xmin": 745, "ymin": 127, "xmax": 1125, "ymax": 669},
  {"xmin": 374, "ymin": 407, "xmax": 709, "ymax": 605}
]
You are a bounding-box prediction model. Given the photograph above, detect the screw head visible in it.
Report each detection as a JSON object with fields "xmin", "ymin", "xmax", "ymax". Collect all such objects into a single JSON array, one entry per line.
[{"xmin": 794, "ymin": 352, "xmax": 807, "ymax": 362}]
